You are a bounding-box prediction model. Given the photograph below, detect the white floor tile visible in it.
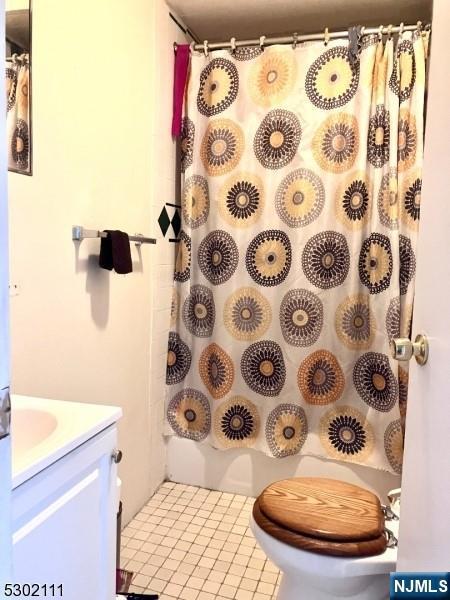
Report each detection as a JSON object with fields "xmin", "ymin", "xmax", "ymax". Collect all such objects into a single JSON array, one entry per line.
[
  {"xmin": 187, "ymin": 575, "xmax": 205, "ymax": 590},
  {"xmin": 122, "ymin": 482, "xmax": 280, "ymax": 600},
  {"xmin": 219, "ymin": 583, "xmax": 238, "ymax": 598},
  {"xmin": 121, "ymin": 547, "xmax": 137, "ymax": 560},
  {"xmin": 147, "ymin": 577, "xmax": 167, "ymax": 593},
  {"xmin": 154, "ymin": 545, "xmax": 172, "ymax": 558},
  {"xmin": 240, "ymin": 577, "xmax": 258, "ymax": 592},
  {"xmin": 164, "ymin": 582, "xmax": 183, "ymax": 597},
  {"xmin": 140, "ymin": 563, "xmax": 158, "ymax": 577},
  {"xmin": 179, "ymin": 587, "xmax": 199, "ymax": 600},
  {"xmin": 257, "ymin": 581, "xmax": 275, "ymax": 595},
  {"xmin": 132, "ymin": 573, "xmax": 150, "ymax": 588},
  {"xmin": 207, "ymin": 570, "xmax": 226, "ymax": 584},
  {"xmin": 224, "ymin": 573, "xmax": 242, "ymax": 587},
  {"xmin": 155, "ymin": 567, "xmax": 174, "ymax": 582},
  {"xmin": 249, "ymin": 557, "xmax": 266, "ymax": 570},
  {"xmin": 163, "ymin": 558, "xmax": 180, "ymax": 571},
  {"xmin": 202, "ymin": 580, "xmax": 221, "ymax": 594},
  {"xmin": 170, "ymin": 572, "xmax": 190, "ymax": 586},
  {"xmin": 197, "ymin": 591, "xmax": 215, "ymax": 600},
  {"xmin": 235, "ymin": 590, "xmax": 254, "ymax": 600}
]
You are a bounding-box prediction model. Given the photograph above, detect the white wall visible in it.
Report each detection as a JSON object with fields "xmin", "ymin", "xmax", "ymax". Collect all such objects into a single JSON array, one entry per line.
[
  {"xmin": 5, "ymin": 0, "xmax": 29, "ymax": 11},
  {"xmin": 8, "ymin": 0, "xmax": 185, "ymax": 525},
  {"xmin": 147, "ymin": 3, "xmax": 190, "ymax": 495}
]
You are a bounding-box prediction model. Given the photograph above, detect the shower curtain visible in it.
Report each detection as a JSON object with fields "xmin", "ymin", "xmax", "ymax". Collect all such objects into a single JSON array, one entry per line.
[
  {"xmin": 6, "ymin": 57, "xmax": 31, "ymax": 173},
  {"xmin": 165, "ymin": 29, "xmax": 429, "ymax": 474}
]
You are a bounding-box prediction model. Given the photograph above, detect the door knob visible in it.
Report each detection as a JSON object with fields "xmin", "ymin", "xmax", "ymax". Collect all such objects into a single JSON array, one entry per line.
[
  {"xmin": 390, "ymin": 334, "xmax": 429, "ymax": 365},
  {"xmin": 111, "ymin": 449, "xmax": 123, "ymax": 464}
]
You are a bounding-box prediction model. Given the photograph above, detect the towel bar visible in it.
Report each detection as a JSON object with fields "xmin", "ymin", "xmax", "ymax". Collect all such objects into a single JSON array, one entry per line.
[{"xmin": 72, "ymin": 226, "xmax": 157, "ymax": 245}]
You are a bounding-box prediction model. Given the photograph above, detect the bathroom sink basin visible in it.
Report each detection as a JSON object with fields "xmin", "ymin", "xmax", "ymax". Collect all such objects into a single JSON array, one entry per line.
[
  {"xmin": 12, "ymin": 408, "xmax": 58, "ymax": 455},
  {"xmin": 10, "ymin": 394, "xmax": 122, "ymax": 488}
]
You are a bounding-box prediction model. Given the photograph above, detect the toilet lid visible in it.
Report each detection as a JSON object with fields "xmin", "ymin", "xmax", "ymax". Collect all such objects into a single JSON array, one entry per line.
[
  {"xmin": 258, "ymin": 477, "xmax": 384, "ymax": 542},
  {"xmin": 253, "ymin": 498, "xmax": 387, "ymax": 558}
]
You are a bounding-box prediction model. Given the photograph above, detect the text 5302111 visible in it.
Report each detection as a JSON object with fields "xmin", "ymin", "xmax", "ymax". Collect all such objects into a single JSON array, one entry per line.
[{"xmin": 4, "ymin": 583, "xmax": 63, "ymax": 597}]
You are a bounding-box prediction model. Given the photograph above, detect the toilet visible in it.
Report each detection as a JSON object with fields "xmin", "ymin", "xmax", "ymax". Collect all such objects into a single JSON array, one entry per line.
[{"xmin": 250, "ymin": 478, "xmax": 399, "ymax": 600}]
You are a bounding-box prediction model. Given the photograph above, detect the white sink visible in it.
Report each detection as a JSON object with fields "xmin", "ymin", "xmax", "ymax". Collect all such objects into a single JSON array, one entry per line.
[
  {"xmin": 11, "ymin": 394, "xmax": 122, "ymax": 488},
  {"xmin": 12, "ymin": 408, "xmax": 58, "ymax": 455}
]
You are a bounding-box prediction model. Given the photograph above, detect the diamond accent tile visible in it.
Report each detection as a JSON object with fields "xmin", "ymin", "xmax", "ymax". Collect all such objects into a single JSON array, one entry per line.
[
  {"xmin": 158, "ymin": 206, "xmax": 171, "ymax": 237},
  {"xmin": 171, "ymin": 208, "xmax": 181, "ymax": 238}
]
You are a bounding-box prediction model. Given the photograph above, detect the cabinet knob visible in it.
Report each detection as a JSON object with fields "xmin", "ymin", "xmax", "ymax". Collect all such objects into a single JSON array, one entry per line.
[
  {"xmin": 390, "ymin": 334, "xmax": 429, "ymax": 365},
  {"xmin": 112, "ymin": 449, "xmax": 123, "ymax": 464}
]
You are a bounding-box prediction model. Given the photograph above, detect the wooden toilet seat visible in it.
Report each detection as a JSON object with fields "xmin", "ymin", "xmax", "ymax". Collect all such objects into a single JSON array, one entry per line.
[{"xmin": 253, "ymin": 478, "xmax": 387, "ymax": 558}]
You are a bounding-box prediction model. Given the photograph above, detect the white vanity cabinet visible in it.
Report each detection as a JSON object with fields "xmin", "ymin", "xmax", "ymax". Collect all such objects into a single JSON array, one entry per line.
[{"xmin": 12, "ymin": 425, "xmax": 118, "ymax": 600}]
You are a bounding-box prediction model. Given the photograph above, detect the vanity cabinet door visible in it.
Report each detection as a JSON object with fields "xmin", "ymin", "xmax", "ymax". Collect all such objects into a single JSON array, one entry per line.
[{"xmin": 12, "ymin": 427, "xmax": 118, "ymax": 600}]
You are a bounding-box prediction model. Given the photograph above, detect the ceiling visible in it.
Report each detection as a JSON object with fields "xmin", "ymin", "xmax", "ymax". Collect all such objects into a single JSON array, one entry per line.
[{"xmin": 166, "ymin": 0, "xmax": 432, "ymax": 42}]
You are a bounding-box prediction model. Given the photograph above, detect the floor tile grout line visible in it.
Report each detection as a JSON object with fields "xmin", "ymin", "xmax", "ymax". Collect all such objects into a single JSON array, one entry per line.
[{"xmin": 122, "ymin": 482, "xmax": 280, "ymax": 600}]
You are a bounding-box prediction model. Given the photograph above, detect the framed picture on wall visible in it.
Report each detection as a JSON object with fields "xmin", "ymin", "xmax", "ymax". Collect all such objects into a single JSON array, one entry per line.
[{"xmin": 5, "ymin": 0, "xmax": 32, "ymax": 175}]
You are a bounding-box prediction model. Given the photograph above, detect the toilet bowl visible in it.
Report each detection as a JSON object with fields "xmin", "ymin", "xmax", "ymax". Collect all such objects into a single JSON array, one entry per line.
[{"xmin": 250, "ymin": 478, "xmax": 398, "ymax": 600}]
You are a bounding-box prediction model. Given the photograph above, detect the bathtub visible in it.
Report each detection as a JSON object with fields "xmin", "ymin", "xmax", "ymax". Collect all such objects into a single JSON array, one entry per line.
[
  {"xmin": 11, "ymin": 395, "xmax": 122, "ymax": 600},
  {"xmin": 167, "ymin": 437, "xmax": 401, "ymax": 501}
]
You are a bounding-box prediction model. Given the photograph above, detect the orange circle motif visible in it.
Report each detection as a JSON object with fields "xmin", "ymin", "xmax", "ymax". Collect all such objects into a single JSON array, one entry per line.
[{"xmin": 298, "ymin": 350, "xmax": 345, "ymax": 405}]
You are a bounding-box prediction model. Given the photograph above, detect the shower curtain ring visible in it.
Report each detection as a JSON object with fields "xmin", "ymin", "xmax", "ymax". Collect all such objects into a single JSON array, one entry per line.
[
  {"xmin": 259, "ymin": 35, "xmax": 266, "ymax": 50},
  {"xmin": 324, "ymin": 27, "xmax": 330, "ymax": 46},
  {"xmin": 416, "ymin": 20, "xmax": 423, "ymax": 31},
  {"xmin": 203, "ymin": 40, "xmax": 209, "ymax": 57},
  {"xmin": 387, "ymin": 24, "xmax": 393, "ymax": 40},
  {"xmin": 292, "ymin": 32, "xmax": 298, "ymax": 49},
  {"xmin": 230, "ymin": 37, "xmax": 236, "ymax": 52},
  {"xmin": 378, "ymin": 25, "xmax": 384, "ymax": 41},
  {"xmin": 189, "ymin": 41, "xmax": 195, "ymax": 54},
  {"xmin": 399, "ymin": 22, "xmax": 405, "ymax": 38}
]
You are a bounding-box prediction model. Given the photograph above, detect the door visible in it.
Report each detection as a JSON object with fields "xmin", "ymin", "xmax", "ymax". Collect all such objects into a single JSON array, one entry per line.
[
  {"xmin": 0, "ymin": 0, "xmax": 12, "ymax": 594},
  {"xmin": 396, "ymin": 0, "xmax": 450, "ymax": 571}
]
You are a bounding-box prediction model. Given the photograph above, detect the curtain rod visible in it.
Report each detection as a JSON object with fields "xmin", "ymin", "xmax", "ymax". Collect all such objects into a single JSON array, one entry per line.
[{"xmin": 191, "ymin": 23, "xmax": 429, "ymax": 52}]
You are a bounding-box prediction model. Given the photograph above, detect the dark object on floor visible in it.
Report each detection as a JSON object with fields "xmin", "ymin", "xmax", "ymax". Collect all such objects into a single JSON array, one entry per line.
[
  {"xmin": 117, "ymin": 501, "xmax": 123, "ymax": 569},
  {"xmin": 99, "ymin": 230, "xmax": 133, "ymax": 274},
  {"xmin": 116, "ymin": 568, "xmax": 133, "ymax": 594},
  {"xmin": 116, "ymin": 568, "xmax": 159, "ymax": 598},
  {"xmin": 117, "ymin": 594, "xmax": 159, "ymax": 599}
]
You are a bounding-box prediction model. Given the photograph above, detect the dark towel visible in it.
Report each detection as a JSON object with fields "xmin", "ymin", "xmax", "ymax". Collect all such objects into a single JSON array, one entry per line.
[{"xmin": 99, "ymin": 230, "xmax": 133, "ymax": 274}]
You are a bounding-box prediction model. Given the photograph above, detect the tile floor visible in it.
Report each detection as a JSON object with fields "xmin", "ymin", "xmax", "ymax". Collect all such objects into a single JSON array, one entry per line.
[{"xmin": 121, "ymin": 481, "xmax": 281, "ymax": 599}]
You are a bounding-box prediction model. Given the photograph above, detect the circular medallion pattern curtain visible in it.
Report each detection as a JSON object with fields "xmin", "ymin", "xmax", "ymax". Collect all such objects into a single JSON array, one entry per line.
[{"xmin": 165, "ymin": 30, "xmax": 429, "ymax": 474}]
